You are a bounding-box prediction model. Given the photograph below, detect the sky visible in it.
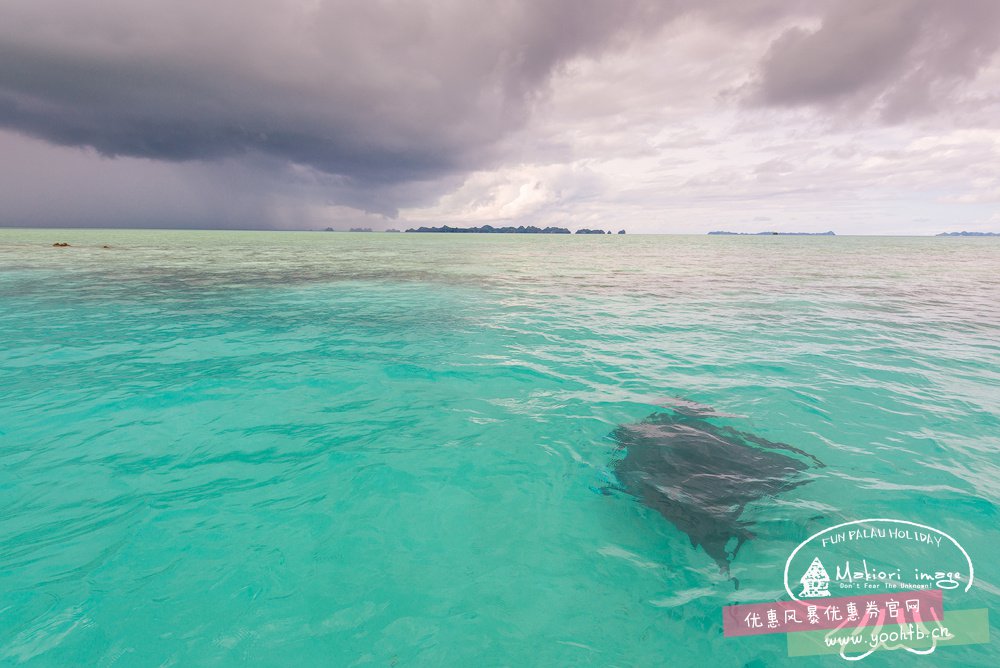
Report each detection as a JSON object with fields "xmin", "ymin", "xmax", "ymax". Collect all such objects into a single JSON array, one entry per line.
[{"xmin": 1, "ymin": 0, "xmax": 999, "ymax": 234}]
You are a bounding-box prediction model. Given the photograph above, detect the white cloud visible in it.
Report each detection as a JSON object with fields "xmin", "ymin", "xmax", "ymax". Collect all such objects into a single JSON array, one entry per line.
[{"xmin": 396, "ymin": 14, "xmax": 1000, "ymax": 235}]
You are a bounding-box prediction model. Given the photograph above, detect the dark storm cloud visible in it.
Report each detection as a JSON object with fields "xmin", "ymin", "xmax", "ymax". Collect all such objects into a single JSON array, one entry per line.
[
  {"xmin": 752, "ymin": 0, "xmax": 1000, "ymax": 120},
  {"xmin": 0, "ymin": 0, "xmax": 683, "ymax": 214},
  {"xmin": 2, "ymin": 1, "xmax": 999, "ymax": 229}
]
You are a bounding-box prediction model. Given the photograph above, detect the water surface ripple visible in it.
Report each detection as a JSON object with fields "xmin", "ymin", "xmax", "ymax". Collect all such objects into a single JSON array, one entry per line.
[{"xmin": 1, "ymin": 230, "xmax": 998, "ymax": 665}]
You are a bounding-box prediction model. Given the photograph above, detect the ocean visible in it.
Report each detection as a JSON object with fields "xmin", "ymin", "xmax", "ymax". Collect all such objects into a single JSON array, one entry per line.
[{"xmin": 1, "ymin": 229, "xmax": 998, "ymax": 666}]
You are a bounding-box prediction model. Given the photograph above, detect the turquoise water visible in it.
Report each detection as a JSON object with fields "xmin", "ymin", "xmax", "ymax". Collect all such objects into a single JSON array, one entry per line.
[{"xmin": 1, "ymin": 229, "xmax": 998, "ymax": 666}]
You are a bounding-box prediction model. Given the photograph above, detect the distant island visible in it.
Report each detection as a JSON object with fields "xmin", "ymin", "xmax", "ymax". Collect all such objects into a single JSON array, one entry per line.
[
  {"xmin": 320, "ymin": 224, "xmax": 628, "ymax": 234},
  {"xmin": 404, "ymin": 225, "xmax": 625, "ymax": 234},
  {"xmin": 936, "ymin": 231, "xmax": 999, "ymax": 237},
  {"xmin": 405, "ymin": 225, "xmax": 571, "ymax": 234},
  {"xmin": 708, "ymin": 230, "xmax": 836, "ymax": 236}
]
